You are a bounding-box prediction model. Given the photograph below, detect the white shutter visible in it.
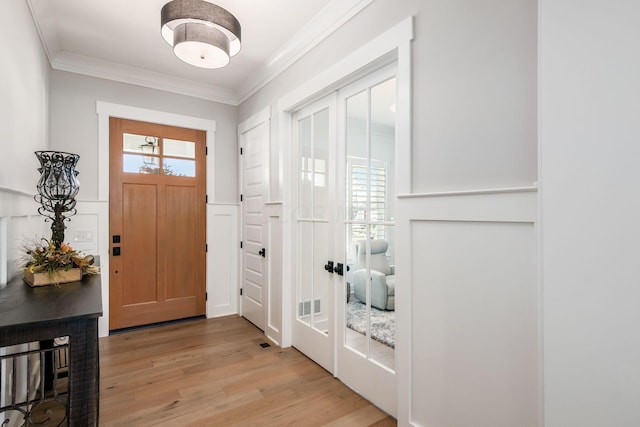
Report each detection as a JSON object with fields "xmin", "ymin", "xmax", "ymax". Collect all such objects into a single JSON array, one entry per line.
[{"xmin": 348, "ymin": 157, "xmax": 387, "ymax": 242}]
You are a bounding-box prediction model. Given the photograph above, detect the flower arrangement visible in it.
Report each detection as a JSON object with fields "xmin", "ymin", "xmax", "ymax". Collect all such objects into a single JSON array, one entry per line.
[{"xmin": 23, "ymin": 238, "xmax": 99, "ymax": 277}]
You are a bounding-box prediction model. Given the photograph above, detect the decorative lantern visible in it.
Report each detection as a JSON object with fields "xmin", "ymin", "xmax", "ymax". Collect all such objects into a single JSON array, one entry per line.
[{"xmin": 34, "ymin": 151, "xmax": 80, "ymax": 248}]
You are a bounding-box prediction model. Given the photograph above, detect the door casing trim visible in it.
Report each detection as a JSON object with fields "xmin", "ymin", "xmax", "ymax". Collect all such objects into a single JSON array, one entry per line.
[{"xmin": 96, "ymin": 101, "xmax": 216, "ymax": 337}]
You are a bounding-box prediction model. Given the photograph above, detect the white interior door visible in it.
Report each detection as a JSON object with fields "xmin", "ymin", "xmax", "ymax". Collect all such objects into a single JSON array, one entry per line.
[
  {"xmin": 240, "ymin": 120, "xmax": 269, "ymax": 330},
  {"xmin": 336, "ymin": 64, "xmax": 398, "ymax": 416},
  {"xmin": 291, "ymin": 95, "xmax": 336, "ymax": 373},
  {"xmin": 289, "ymin": 65, "xmax": 398, "ymax": 416}
]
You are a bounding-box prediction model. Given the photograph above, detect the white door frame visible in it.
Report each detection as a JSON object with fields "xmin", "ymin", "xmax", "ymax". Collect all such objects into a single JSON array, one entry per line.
[
  {"xmin": 276, "ymin": 15, "xmax": 413, "ymax": 418},
  {"xmin": 96, "ymin": 101, "xmax": 217, "ymax": 338}
]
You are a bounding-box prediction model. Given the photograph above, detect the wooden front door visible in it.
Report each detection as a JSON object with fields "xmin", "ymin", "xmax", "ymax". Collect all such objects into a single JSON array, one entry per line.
[{"xmin": 109, "ymin": 118, "xmax": 206, "ymax": 330}]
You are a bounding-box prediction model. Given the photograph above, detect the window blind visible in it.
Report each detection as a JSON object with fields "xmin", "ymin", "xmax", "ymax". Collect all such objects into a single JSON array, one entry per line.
[{"xmin": 349, "ymin": 159, "xmax": 387, "ymax": 241}]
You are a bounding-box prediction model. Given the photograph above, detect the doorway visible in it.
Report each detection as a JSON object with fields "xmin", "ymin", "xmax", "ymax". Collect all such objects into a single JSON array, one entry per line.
[
  {"xmin": 290, "ymin": 64, "xmax": 398, "ymax": 414},
  {"xmin": 109, "ymin": 118, "xmax": 207, "ymax": 330}
]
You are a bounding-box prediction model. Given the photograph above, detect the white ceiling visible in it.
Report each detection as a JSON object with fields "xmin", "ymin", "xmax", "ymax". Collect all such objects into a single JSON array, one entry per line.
[{"xmin": 27, "ymin": 0, "xmax": 373, "ymax": 105}]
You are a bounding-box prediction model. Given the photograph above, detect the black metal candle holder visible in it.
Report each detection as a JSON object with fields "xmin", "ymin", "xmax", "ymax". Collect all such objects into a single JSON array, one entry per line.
[{"xmin": 34, "ymin": 151, "xmax": 80, "ymax": 249}]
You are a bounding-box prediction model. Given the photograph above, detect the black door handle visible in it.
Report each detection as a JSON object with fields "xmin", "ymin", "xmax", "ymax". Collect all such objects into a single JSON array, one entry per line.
[
  {"xmin": 258, "ymin": 248, "xmax": 266, "ymax": 257},
  {"xmin": 324, "ymin": 260, "xmax": 334, "ymax": 273},
  {"xmin": 334, "ymin": 263, "xmax": 344, "ymax": 276}
]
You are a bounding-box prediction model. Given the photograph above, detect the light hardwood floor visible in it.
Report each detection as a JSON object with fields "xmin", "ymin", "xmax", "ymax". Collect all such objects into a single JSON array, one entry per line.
[{"xmin": 99, "ymin": 315, "xmax": 396, "ymax": 426}]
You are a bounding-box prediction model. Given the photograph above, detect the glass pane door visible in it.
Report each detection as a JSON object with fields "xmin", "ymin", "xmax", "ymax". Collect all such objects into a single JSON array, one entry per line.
[
  {"xmin": 344, "ymin": 77, "xmax": 397, "ymax": 371},
  {"xmin": 297, "ymin": 108, "xmax": 331, "ymax": 334},
  {"xmin": 291, "ymin": 95, "xmax": 336, "ymax": 374}
]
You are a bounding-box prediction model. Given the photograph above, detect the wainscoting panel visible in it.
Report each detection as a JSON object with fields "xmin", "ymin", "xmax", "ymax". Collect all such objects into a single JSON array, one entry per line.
[
  {"xmin": 395, "ymin": 188, "xmax": 539, "ymax": 427},
  {"xmin": 68, "ymin": 200, "xmax": 109, "ymax": 336},
  {"xmin": 0, "ymin": 188, "xmax": 49, "ymax": 285},
  {"xmin": 0, "ymin": 188, "xmax": 61, "ymax": 423},
  {"xmin": 207, "ymin": 204, "xmax": 240, "ymax": 318}
]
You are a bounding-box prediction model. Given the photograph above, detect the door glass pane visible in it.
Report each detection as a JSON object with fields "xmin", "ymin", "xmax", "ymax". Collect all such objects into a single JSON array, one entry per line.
[
  {"xmin": 313, "ymin": 222, "xmax": 329, "ymax": 335},
  {"xmin": 123, "ymin": 133, "xmax": 159, "ymax": 155},
  {"xmin": 346, "ymin": 90, "xmax": 368, "ymax": 223},
  {"xmin": 298, "ymin": 116, "xmax": 312, "ymax": 219},
  {"xmin": 343, "ymin": 79, "xmax": 396, "ymax": 371},
  {"xmin": 123, "ymin": 133, "xmax": 197, "ymax": 177},
  {"xmin": 371, "ymin": 78, "xmax": 396, "ymax": 222},
  {"xmin": 163, "ymin": 158, "xmax": 196, "ymax": 177},
  {"xmin": 344, "ymin": 225, "xmax": 367, "ymax": 356},
  {"xmin": 164, "ymin": 138, "xmax": 196, "ymax": 158},
  {"xmin": 297, "ymin": 221, "xmax": 313, "ymax": 326},
  {"xmin": 123, "ymin": 154, "xmax": 161, "ymax": 174},
  {"xmin": 313, "ymin": 108, "xmax": 330, "ymax": 220},
  {"xmin": 367, "ymin": 224, "xmax": 395, "ymax": 369}
]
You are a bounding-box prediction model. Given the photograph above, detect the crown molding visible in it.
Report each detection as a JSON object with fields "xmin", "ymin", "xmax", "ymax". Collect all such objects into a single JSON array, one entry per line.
[
  {"xmin": 52, "ymin": 52, "xmax": 238, "ymax": 105},
  {"xmin": 236, "ymin": 0, "xmax": 375, "ymax": 104},
  {"xmin": 26, "ymin": 0, "xmax": 57, "ymax": 64},
  {"xmin": 26, "ymin": 0, "xmax": 376, "ymax": 107}
]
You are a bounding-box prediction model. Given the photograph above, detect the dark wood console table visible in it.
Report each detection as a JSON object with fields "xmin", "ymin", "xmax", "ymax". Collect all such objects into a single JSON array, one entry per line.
[{"xmin": 0, "ymin": 271, "xmax": 102, "ymax": 426}]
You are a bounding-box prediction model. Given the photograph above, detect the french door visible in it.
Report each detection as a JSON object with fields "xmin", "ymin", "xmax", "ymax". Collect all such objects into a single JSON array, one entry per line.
[
  {"xmin": 291, "ymin": 95, "xmax": 336, "ymax": 373},
  {"xmin": 291, "ymin": 64, "xmax": 398, "ymax": 415},
  {"xmin": 336, "ymin": 66, "xmax": 397, "ymax": 415}
]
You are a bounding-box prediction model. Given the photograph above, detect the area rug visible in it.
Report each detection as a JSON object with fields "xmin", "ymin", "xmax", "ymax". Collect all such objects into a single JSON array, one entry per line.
[{"xmin": 345, "ymin": 300, "xmax": 395, "ymax": 348}]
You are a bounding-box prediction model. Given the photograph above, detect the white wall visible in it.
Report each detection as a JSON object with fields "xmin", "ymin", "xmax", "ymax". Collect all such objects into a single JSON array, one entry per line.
[
  {"xmin": 0, "ymin": 1, "xmax": 50, "ymax": 194},
  {"xmin": 540, "ymin": 1, "xmax": 640, "ymax": 425},
  {"xmin": 239, "ymin": 0, "xmax": 537, "ymax": 195},
  {"xmin": 0, "ymin": 0, "xmax": 51, "ymax": 284}
]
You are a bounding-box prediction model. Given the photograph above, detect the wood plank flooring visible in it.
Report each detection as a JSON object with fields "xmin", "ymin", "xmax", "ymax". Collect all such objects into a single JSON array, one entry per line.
[{"xmin": 99, "ymin": 315, "xmax": 396, "ymax": 426}]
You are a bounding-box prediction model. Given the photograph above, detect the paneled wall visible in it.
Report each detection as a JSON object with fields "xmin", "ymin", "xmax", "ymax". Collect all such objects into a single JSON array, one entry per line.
[
  {"xmin": 265, "ymin": 202, "xmax": 284, "ymax": 345},
  {"xmin": 396, "ymin": 189, "xmax": 538, "ymax": 426},
  {"xmin": 207, "ymin": 203, "xmax": 240, "ymax": 318},
  {"xmin": 0, "ymin": 191, "xmax": 48, "ymax": 286}
]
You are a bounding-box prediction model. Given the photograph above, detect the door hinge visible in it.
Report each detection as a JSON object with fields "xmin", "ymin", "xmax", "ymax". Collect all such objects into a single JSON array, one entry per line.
[
  {"xmin": 240, "ymin": 288, "xmax": 243, "ymax": 296},
  {"xmin": 206, "ymin": 194, "xmax": 208, "ymax": 203},
  {"xmin": 205, "ymin": 244, "xmax": 208, "ymax": 252},
  {"xmin": 240, "ymin": 147, "xmax": 243, "ymax": 155},
  {"xmin": 206, "ymin": 146, "xmax": 208, "ymax": 155},
  {"xmin": 206, "ymin": 292, "xmax": 208, "ymax": 301},
  {"xmin": 240, "ymin": 241, "xmax": 243, "ymax": 249},
  {"xmin": 240, "ymin": 194, "xmax": 243, "ymax": 202}
]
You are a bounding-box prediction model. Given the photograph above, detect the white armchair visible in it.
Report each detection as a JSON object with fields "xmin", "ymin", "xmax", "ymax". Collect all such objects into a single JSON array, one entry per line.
[{"xmin": 352, "ymin": 239, "xmax": 395, "ymax": 311}]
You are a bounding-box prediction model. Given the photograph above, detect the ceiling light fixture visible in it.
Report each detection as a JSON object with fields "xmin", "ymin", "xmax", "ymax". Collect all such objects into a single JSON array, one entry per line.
[{"xmin": 161, "ymin": 0, "xmax": 241, "ymax": 69}]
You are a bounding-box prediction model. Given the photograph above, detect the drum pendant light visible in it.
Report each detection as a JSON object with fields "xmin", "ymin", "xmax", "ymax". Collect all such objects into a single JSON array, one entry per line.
[{"xmin": 161, "ymin": 0, "xmax": 241, "ymax": 69}]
